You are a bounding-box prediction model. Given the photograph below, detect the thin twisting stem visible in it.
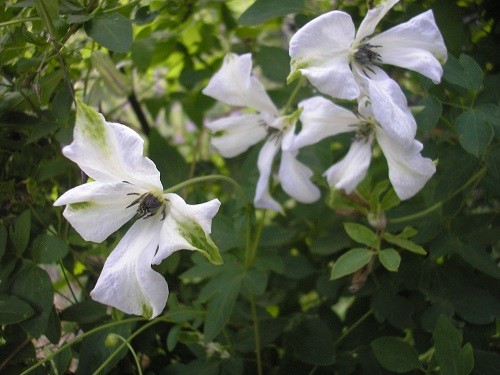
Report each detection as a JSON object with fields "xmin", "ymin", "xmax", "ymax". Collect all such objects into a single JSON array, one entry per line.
[
  {"xmin": 250, "ymin": 296, "xmax": 263, "ymax": 375},
  {"xmin": 21, "ymin": 317, "xmax": 145, "ymax": 375},
  {"xmin": 390, "ymin": 164, "xmax": 487, "ymax": 224},
  {"xmin": 92, "ymin": 334, "xmax": 144, "ymax": 375},
  {"xmin": 282, "ymin": 76, "xmax": 306, "ymax": 114},
  {"xmin": 334, "ymin": 309, "xmax": 373, "ymax": 347}
]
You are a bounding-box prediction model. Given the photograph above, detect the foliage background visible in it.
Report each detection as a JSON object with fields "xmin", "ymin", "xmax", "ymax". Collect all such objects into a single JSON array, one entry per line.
[{"xmin": 0, "ymin": 0, "xmax": 499, "ymax": 374}]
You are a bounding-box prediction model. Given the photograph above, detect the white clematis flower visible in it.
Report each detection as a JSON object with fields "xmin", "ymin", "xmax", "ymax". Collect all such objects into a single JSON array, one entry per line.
[
  {"xmin": 289, "ymin": 0, "xmax": 447, "ymax": 147},
  {"xmin": 293, "ymin": 96, "xmax": 436, "ymax": 200},
  {"xmin": 203, "ymin": 53, "xmax": 320, "ymax": 213},
  {"xmin": 54, "ymin": 101, "xmax": 222, "ymax": 319}
]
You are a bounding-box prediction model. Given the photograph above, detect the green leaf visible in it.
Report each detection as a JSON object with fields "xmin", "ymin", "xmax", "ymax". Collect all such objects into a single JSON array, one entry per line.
[
  {"xmin": 454, "ymin": 243, "xmax": 500, "ymax": 279},
  {"xmin": 11, "ymin": 263, "xmax": 54, "ymax": 338},
  {"xmin": 415, "ymin": 96, "xmax": 442, "ymax": 132},
  {"xmin": 148, "ymin": 129, "xmax": 188, "ymax": 188},
  {"xmin": 371, "ymin": 336, "xmax": 421, "ymax": 373},
  {"xmin": 458, "ymin": 54, "xmax": 483, "ymax": 93},
  {"xmin": 455, "ymin": 109, "xmax": 494, "ymax": 157},
  {"xmin": 76, "ymin": 323, "xmax": 134, "ymax": 375},
  {"xmin": 85, "ymin": 13, "xmax": 133, "ymax": 53},
  {"xmin": 0, "ymin": 294, "xmax": 35, "ymax": 324},
  {"xmin": 330, "ymin": 248, "xmax": 373, "ymax": 280},
  {"xmin": 167, "ymin": 325, "xmax": 181, "ymax": 352},
  {"xmin": 433, "ymin": 315, "xmax": 474, "ymax": 375},
  {"xmin": 60, "ymin": 300, "xmax": 108, "ymax": 325},
  {"xmin": 52, "ymin": 85, "xmax": 73, "ymax": 125},
  {"xmin": 369, "ymin": 180, "xmax": 390, "ymax": 212},
  {"xmin": 204, "ymin": 271, "xmax": 242, "ymax": 341},
  {"xmin": 255, "ymin": 46, "xmax": 290, "ymax": 83},
  {"xmin": 443, "ymin": 54, "xmax": 482, "ymax": 93},
  {"xmin": 9, "ymin": 210, "xmax": 31, "ymax": 255},
  {"xmin": 31, "ymin": 234, "xmax": 69, "ymax": 264},
  {"xmin": 343, "ymin": 223, "xmax": 379, "ymax": 248},
  {"xmin": 378, "ymin": 248, "xmax": 401, "ymax": 272},
  {"xmin": 382, "ymin": 232, "xmax": 427, "ymax": 255},
  {"xmin": 90, "ymin": 51, "xmax": 132, "ymax": 96},
  {"xmin": 242, "ymin": 267, "xmax": 268, "ymax": 295},
  {"xmin": 48, "ymin": 346, "xmax": 72, "ymax": 375},
  {"xmin": 371, "ymin": 288, "xmax": 414, "ymax": 330},
  {"xmin": 286, "ymin": 316, "xmax": 335, "ymax": 366},
  {"xmin": 238, "ymin": 0, "xmax": 303, "ymax": 26},
  {"xmin": 380, "ymin": 188, "xmax": 400, "ymax": 211},
  {"xmin": 0, "ymin": 225, "xmax": 6, "ymax": 261}
]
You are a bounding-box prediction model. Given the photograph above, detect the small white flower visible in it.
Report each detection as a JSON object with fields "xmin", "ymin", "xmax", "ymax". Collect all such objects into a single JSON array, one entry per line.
[
  {"xmin": 289, "ymin": 0, "xmax": 447, "ymax": 147},
  {"xmin": 203, "ymin": 53, "xmax": 320, "ymax": 213},
  {"xmin": 293, "ymin": 96, "xmax": 436, "ymax": 200},
  {"xmin": 54, "ymin": 101, "xmax": 222, "ymax": 319}
]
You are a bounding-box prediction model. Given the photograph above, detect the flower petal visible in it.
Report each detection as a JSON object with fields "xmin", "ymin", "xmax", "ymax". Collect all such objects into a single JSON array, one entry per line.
[
  {"xmin": 376, "ymin": 128, "xmax": 436, "ymax": 200},
  {"xmin": 206, "ymin": 114, "xmax": 267, "ymax": 157},
  {"xmin": 289, "ymin": 11, "xmax": 359, "ymax": 100},
  {"xmin": 293, "ymin": 96, "xmax": 358, "ymax": 150},
  {"xmin": 323, "ymin": 140, "xmax": 372, "ymax": 194},
  {"xmin": 90, "ymin": 218, "xmax": 167, "ymax": 319},
  {"xmin": 354, "ymin": 66, "xmax": 417, "ymax": 148},
  {"xmin": 54, "ymin": 181, "xmax": 142, "ymax": 242},
  {"xmin": 355, "ymin": 0, "xmax": 400, "ymax": 42},
  {"xmin": 63, "ymin": 101, "xmax": 162, "ymax": 191},
  {"xmin": 154, "ymin": 194, "xmax": 221, "ymax": 265},
  {"xmin": 279, "ymin": 151, "xmax": 320, "ymax": 203},
  {"xmin": 254, "ymin": 140, "xmax": 282, "ymax": 213},
  {"xmin": 369, "ymin": 10, "xmax": 447, "ymax": 83},
  {"xmin": 202, "ymin": 53, "xmax": 278, "ymax": 115}
]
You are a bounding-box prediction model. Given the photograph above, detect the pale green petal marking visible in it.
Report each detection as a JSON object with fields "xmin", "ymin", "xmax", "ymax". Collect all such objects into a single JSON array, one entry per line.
[
  {"xmin": 68, "ymin": 201, "xmax": 94, "ymax": 210},
  {"xmin": 177, "ymin": 220, "xmax": 223, "ymax": 265}
]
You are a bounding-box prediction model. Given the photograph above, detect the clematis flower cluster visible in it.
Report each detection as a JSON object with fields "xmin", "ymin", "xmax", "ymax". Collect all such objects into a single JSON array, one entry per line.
[
  {"xmin": 289, "ymin": 0, "xmax": 447, "ymax": 148},
  {"xmin": 54, "ymin": 101, "xmax": 222, "ymax": 319},
  {"xmin": 202, "ymin": 53, "xmax": 320, "ymax": 213},
  {"xmin": 203, "ymin": 0, "xmax": 446, "ymax": 209}
]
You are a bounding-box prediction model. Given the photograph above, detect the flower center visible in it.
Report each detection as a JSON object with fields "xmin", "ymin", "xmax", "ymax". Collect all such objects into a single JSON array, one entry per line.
[
  {"xmin": 259, "ymin": 119, "xmax": 283, "ymax": 143},
  {"xmin": 355, "ymin": 122, "xmax": 374, "ymax": 142},
  {"xmin": 126, "ymin": 192, "xmax": 166, "ymax": 220},
  {"xmin": 353, "ymin": 43, "xmax": 382, "ymax": 72}
]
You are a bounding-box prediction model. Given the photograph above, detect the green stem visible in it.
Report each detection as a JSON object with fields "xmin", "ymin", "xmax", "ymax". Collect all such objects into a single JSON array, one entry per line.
[
  {"xmin": 282, "ymin": 76, "xmax": 306, "ymax": 114},
  {"xmin": 91, "ymin": 317, "xmax": 168, "ymax": 375},
  {"xmin": 250, "ymin": 296, "xmax": 263, "ymax": 375},
  {"xmin": 390, "ymin": 164, "xmax": 487, "ymax": 224},
  {"xmin": 0, "ymin": 17, "xmax": 40, "ymax": 27},
  {"xmin": 245, "ymin": 210, "xmax": 266, "ymax": 268},
  {"xmin": 92, "ymin": 334, "xmax": 144, "ymax": 375},
  {"xmin": 21, "ymin": 317, "xmax": 145, "ymax": 375},
  {"xmin": 59, "ymin": 261, "xmax": 78, "ymax": 304},
  {"xmin": 334, "ymin": 309, "xmax": 373, "ymax": 347},
  {"xmin": 164, "ymin": 175, "xmax": 245, "ymax": 203}
]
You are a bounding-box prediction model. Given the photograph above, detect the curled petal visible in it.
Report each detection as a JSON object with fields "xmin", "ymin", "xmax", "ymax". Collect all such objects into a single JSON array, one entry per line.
[
  {"xmin": 154, "ymin": 194, "xmax": 221, "ymax": 264},
  {"xmin": 323, "ymin": 140, "xmax": 373, "ymax": 194},
  {"xmin": 63, "ymin": 101, "xmax": 162, "ymax": 191},
  {"xmin": 90, "ymin": 218, "xmax": 167, "ymax": 319},
  {"xmin": 289, "ymin": 11, "xmax": 359, "ymax": 100},
  {"xmin": 54, "ymin": 181, "xmax": 142, "ymax": 242},
  {"xmin": 376, "ymin": 128, "xmax": 436, "ymax": 200},
  {"xmin": 354, "ymin": 66, "xmax": 417, "ymax": 148},
  {"xmin": 206, "ymin": 114, "xmax": 267, "ymax": 157},
  {"xmin": 294, "ymin": 96, "xmax": 358, "ymax": 150},
  {"xmin": 254, "ymin": 140, "xmax": 282, "ymax": 213},
  {"xmin": 355, "ymin": 0, "xmax": 400, "ymax": 42},
  {"xmin": 370, "ymin": 10, "xmax": 447, "ymax": 83},
  {"xmin": 202, "ymin": 53, "xmax": 278, "ymax": 115},
  {"xmin": 279, "ymin": 151, "xmax": 320, "ymax": 203}
]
